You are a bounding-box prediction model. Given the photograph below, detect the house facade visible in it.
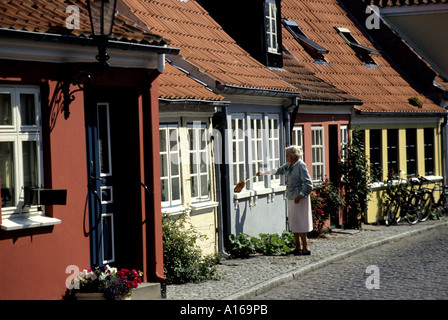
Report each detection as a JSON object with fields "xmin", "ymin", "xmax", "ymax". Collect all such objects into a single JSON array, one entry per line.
[
  {"xmin": 157, "ymin": 60, "xmax": 228, "ymax": 254},
  {"xmin": 0, "ymin": 0, "xmax": 176, "ymax": 299},
  {"xmin": 199, "ymin": 0, "xmax": 447, "ymax": 225},
  {"xmin": 279, "ymin": 0, "xmax": 447, "ymax": 224},
  {"xmin": 121, "ymin": 0, "xmax": 309, "ymax": 247}
]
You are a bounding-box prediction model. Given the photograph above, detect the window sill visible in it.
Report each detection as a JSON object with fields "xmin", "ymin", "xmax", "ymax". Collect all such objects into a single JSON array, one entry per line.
[
  {"xmin": 371, "ymin": 176, "xmax": 443, "ymax": 190},
  {"xmin": 161, "ymin": 205, "xmax": 189, "ymax": 216},
  {"xmin": 234, "ymin": 186, "xmax": 286, "ymax": 199},
  {"xmin": 190, "ymin": 201, "xmax": 219, "ymax": 213},
  {"xmin": 1, "ymin": 215, "xmax": 61, "ymax": 231}
]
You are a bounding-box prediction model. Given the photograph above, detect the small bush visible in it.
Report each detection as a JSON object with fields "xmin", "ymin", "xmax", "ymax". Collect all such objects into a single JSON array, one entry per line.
[
  {"xmin": 228, "ymin": 233, "xmax": 256, "ymax": 258},
  {"xmin": 162, "ymin": 212, "xmax": 221, "ymax": 284},
  {"xmin": 228, "ymin": 231, "xmax": 295, "ymax": 258}
]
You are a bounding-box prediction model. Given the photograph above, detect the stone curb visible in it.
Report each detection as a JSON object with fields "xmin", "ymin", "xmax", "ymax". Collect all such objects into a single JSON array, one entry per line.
[{"xmin": 222, "ymin": 221, "xmax": 448, "ymax": 300}]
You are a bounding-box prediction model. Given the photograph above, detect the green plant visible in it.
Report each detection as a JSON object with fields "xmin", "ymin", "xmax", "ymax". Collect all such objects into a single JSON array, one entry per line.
[
  {"xmin": 162, "ymin": 212, "xmax": 221, "ymax": 284},
  {"xmin": 408, "ymin": 96, "xmax": 423, "ymax": 108},
  {"xmin": 339, "ymin": 129, "xmax": 372, "ymax": 228},
  {"xmin": 64, "ymin": 265, "xmax": 143, "ymax": 300},
  {"xmin": 258, "ymin": 232, "xmax": 295, "ymax": 255},
  {"xmin": 228, "ymin": 231, "xmax": 295, "ymax": 258},
  {"xmin": 311, "ymin": 180, "xmax": 346, "ymax": 233}
]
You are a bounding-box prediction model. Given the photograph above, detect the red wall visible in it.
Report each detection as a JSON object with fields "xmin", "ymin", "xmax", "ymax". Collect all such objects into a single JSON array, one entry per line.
[
  {"xmin": 0, "ymin": 71, "xmax": 90, "ymax": 299},
  {"xmin": 0, "ymin": 62, "xmax": 163, "ymax": 299},
  {"xmin": 295, "ymin": 113, "xmax": 350, "ymax": 181}
]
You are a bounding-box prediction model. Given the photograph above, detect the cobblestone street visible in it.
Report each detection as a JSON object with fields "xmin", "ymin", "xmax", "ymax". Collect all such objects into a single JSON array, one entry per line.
[{"xmin": 251, "ymin": 224, "xmax": 448, "ymax": 300}]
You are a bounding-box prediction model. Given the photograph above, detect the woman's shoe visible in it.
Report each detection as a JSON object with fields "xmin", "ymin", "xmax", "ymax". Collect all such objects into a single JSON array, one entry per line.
[
  {"xmin": 301, "ymin": 250, "xmax": 311, "ymax": 255},
  {"xmin": 292, "ymin": 248, "xmax": 302, "ymax": 256}
]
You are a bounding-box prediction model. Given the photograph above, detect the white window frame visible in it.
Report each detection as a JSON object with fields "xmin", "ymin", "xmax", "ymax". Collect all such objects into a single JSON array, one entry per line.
[
  {"xmin": 268, "ymin": 114, "xmax": 281, "ymax": 185},
  {"xmin": 0, "ymin": 86, "xmax": 44, "ymax": 218},
  {"xmin": 311, "ymin": 125, "xmax": 325, "ymax": 183},
  {"xmin": 159, "ymin": 123, "xmax": 182, "ymax": 207},
  {"xmin": 265, "ymin": 0, "xmax": 279, "ymax": 54},
  {"xmin": 187, "ymin": 121, "xmax": 210, "ymax": 202},
  {"xmin": 250, "ymin": 113, "xmax": 264, "ymax": 186},
  {"xmin": 340, "ymin": 125, "xmax": 348, "ymax": 161},
  {"xmin": 292, "ymin": 125, "xmax": 303, "ymax": 148},
  {"xmin": 231, "ymin": 114, "xmax": 246, "ymax": 186}
]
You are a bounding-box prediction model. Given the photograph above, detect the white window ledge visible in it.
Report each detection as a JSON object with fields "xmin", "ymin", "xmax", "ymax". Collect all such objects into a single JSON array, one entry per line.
[
  {"xmin": 190, "ymin": 201, "xmax": 219, "ymax": 213},
  {"xmin": 1, "ymin": 215, "xmax": 61, "ymax": 231},
  {"xmin": 233, "ymin": 186, "xmax": 287, "ymax": 199},
  {"xmin": 161, "ymin": 205, "xmax": 190, "ymax": 216}
]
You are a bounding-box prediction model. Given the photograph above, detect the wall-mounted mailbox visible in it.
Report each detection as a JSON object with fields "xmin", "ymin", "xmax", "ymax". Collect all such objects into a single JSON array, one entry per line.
[{"xmin": 24, "ymin": 188, "xmax": 67, "ymax": 206}]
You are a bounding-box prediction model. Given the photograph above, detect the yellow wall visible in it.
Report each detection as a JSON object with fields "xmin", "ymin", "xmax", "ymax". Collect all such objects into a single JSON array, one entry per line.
[{"xmin": 357, "ymin": 122, "xmax": 443, "ymax": 223}]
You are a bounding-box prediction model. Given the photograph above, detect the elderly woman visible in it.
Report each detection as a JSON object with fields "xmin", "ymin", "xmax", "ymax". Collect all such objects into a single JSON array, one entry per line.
[{"xmin": 257, "ymin": 145, "xmax": 313, "ymax": 255}]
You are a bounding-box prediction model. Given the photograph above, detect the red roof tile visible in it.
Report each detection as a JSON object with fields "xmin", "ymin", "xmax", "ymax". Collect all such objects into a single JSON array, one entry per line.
[
  {"xmin": 158, "ymin": 61, "xmax": 225, "ymax": 102},
  {"xmin": 271, "ymin": 49, "xmax": 362, "ymax": 104},
  {"xmin": 0, "ymin": 0, "xmax": 168, "ymax": 45},
  {"xmin": 281, "ymin": 0, "xmax": 446, "ymax": 114},
  {"xmin": 121, "ymin": 0, "xmax": 300, "ymax": 95},
  {"xmin": 365, "ymin": 0, "xmax": 447, "ymax": 7}
]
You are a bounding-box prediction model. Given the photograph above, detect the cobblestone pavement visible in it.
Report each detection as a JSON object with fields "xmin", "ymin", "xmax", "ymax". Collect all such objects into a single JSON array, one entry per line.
[
  {"xmin": 252, "ymin": 224, "xmax": 448, "ymax": 300},
  {"xmin": 165, "ymin": 219, "xmax": 448, "ymax": 300}
]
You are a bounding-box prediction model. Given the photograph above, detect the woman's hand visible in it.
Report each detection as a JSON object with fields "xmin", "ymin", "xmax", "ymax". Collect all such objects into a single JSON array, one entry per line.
[{"xmin": 294, "ymin": 194, "xmax": 304, "ymax": 204}]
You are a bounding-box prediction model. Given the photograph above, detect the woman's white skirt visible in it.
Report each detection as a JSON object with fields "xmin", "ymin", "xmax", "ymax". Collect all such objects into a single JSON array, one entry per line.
[{"xmin": 287, "ymin": 196, "xmax": 313, "ymax": 233}]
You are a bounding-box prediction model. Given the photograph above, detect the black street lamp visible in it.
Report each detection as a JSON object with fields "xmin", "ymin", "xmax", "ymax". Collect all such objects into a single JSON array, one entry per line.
[
  {"xmin": 86, "ymin": 0, "xmax": 118, "ymax": 65},
  {"xmin": 63, "ymin": 0, "xmax": 117, "ymax": 119}
]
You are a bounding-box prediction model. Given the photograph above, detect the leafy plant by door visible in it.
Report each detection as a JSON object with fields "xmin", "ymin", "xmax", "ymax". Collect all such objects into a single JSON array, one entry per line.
[
  {"xmin": 339, "ymin": 129, "xmax": 372, "ymax": 228},
  {"xmin": 162, "ymin": 212, "xmax": 221, "ymax": 284}
]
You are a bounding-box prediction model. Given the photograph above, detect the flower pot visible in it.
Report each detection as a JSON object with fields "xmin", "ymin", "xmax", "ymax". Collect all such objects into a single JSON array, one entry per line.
[
  {"xmin": 76, "ymin": 292, "xmax": 106, "ymax": 300},
  {"xmin": 76, "ymin": 292, "xmax": 132, "ymax": 300}
]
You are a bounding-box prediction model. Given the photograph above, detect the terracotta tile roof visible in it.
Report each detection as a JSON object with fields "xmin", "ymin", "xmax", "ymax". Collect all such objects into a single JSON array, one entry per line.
[
  {"xmin": 121, "ymin": 0, "xmax": 300, "ymax": 95},
  {"xmin": 365, "ymin": 0, "xmax": 447, "ymax": 7},
  {"xmin": 271, "ymin": 49, "xmax": 362, "ymax": 104},
  {"xmin": 0, "ymin": 0, "xmax": 168, "ymax": 45},
  {"xmin": 435, "ymin": 76, "xmax": 448, "ymax": 92},
  {"xmin": 281, "ymin": 0, "xmax": 447, "ymax": 114},
  {"xmin": 158, "ymin": 60, "xmax": 225, "ymax": 102}
]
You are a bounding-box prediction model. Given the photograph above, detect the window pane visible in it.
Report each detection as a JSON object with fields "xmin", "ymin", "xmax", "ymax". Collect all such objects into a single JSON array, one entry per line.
[
  {"xmin": 97, "ymin": 105, "xmax": 111, "ymax": 175},
  {"xmin": 171, "ymin": 177, "xmax": 180, "ymax": 201},
  {"xmin": 20, "ymin": 94, "xmax": 36, "ymax": 126},
  {"xmin": 101, "ymin": 214, "xmax": 114, "ymax": 263},
  {"xmin": 201, "ymin": 175, "xmax": 208, "ymax": 197},
  {"xmin": 160, "ymin": 154, "xmax": 168, "ymax": 178},
  {"xmin": 161, "ymin": 179, "xmax": 169, "ymax": 202},
  {"xmin": 191, "ymin": 176, "xmax": 198, "ymax": 198},
  {"xmin": 0, "ymin": 93, "xmax": 12, "ymax": 126},
  {"xmin": 22, "ymin": 141, "xmax": 38, "ymax": 188},
  {"xmin": 159, "ymin": 129, "xmax": 167, "ymax": 152},
  {"xmin": 169, "ymin": 128, "xmax": 178, "ymax": 152},
  {"xmin": 0, "ymin": 142, "xmax": 15, "ymax": 207},
  {"xmin": 171, "ymin": 158, "xmax": 179, "ymax": 176}
]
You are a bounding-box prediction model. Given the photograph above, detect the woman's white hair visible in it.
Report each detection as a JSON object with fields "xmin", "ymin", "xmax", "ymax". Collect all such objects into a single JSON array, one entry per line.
[{"xmin": 285, "ymin": 145, "xmax": 303, "ymax": 158}]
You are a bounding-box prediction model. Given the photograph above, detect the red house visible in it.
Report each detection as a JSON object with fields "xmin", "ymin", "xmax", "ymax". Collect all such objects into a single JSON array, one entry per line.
[{"xmin": 0, "ymin": 0, "xmax": 177, "ymax": 299}]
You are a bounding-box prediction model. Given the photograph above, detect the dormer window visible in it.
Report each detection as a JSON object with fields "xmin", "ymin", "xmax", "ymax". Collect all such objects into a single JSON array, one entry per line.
[
  {"xmin": 282, "ymin": 19, "xmax": 330, "ymax": 65},
  {"xmin": 335, "ymin": 27, "xmax": 380, "ymax": 67},
  {"xmin": 265, "ymin": 0, "xmax": 279, "ymax": 54}
]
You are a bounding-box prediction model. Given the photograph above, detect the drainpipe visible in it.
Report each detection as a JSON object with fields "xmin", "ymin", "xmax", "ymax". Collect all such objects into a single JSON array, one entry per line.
[
  {"xmin": 288, "ymin": 97, "xmax": 300, "ymax": 144},
  {"xmin": 213, "ymin": 108, "xmax": 231, "ymax": 258},
  {"xmin": 157, "ymin": 52, "xmax": 166, "ymax": 73}
]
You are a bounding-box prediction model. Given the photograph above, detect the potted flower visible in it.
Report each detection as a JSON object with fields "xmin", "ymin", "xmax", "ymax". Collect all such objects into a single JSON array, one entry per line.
[{"xmin": 68, "ymin": 265, "xmax": 143, "ymax": 300}]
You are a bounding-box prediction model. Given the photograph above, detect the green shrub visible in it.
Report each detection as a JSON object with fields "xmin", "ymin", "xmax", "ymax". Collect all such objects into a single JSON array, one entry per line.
[
  {"xmin": 162, "ymin": 212, "xmax": 221, "ymax": 284},
  {"xmin": 228, "ymin": 231, "xmax": 295, "ymax": 258},
  {"xmin": 228, "ymin": 233, "xmax": 256, "ymax": 258}
]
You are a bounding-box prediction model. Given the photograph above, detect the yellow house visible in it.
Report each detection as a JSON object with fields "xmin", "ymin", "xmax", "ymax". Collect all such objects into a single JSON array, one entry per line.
[{"xmin": 352, "ymin": 117, "xmax": 445, "ymax": 223}]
